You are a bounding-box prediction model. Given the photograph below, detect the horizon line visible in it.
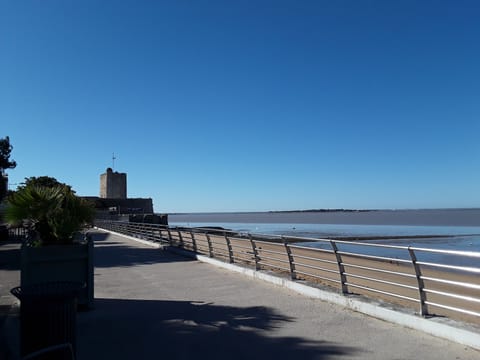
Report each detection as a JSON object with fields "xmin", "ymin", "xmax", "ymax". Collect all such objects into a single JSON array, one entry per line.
[{"xmin": 163, "ymin": 207, "xmax": 480, "ymax": 215}]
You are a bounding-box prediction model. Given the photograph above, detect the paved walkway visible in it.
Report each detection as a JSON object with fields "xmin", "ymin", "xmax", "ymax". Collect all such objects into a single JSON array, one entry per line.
[{"xmin": 1, "ymin": 231, "xmax": 479, "ymax": 359}]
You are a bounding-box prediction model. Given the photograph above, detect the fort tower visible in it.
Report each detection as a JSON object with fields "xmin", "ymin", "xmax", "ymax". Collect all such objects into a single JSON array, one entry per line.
[{"xmin": 100, "ymin": 168, "xmax": 127, "ymax": 199}]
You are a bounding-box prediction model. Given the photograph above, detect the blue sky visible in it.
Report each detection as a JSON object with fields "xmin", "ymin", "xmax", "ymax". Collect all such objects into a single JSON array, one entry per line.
[{"xmin": 1, "ymin": 1, "xmax": 479, "ymax": 213}]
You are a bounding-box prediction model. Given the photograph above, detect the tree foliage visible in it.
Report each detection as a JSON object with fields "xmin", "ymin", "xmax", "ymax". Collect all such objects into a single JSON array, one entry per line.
[
  {"xmin": 5, "ymin": 183, "xmax": 94, "ymax": 245},
  {"xmin": 19, "ymin": 176, "xmax": 73, "ymax": 193},
  {"xmin": 0, "ymin": 136, "xmax": 16, "ymax": 201},
  {"xmin": 0, "ymin": 136, "xmax": 16, "ymax": 170}
]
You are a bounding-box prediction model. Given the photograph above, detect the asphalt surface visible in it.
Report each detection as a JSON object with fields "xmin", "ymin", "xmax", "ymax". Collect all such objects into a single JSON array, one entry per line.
[{"xmin": 1, "ymin": 231, "xmax": 479, "ymax": 359}]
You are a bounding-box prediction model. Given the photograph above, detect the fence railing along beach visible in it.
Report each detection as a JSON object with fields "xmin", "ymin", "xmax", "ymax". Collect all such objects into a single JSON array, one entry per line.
[
  {"xmin": 7, "ymin": 226, "xmax": 29, "ymax": 241},
  {"xmin": 94, "ymin": 220, "xmax": 480, "ymax": 326}
]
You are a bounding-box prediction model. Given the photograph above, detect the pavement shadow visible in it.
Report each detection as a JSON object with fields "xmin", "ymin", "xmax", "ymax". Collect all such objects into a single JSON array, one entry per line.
[
  {"xmin": 77, "ymin": 298, "xmax": 358, "ymax": 360},
  {"xmin": 88, "ymin": 232, "xmax": 109, "ymax": 242},
  {"xmin": 0, "ymin": 238, "xmax": 22, "ymax": 247},
  {"xmin": 94, "ymin": 245, "xmax": 194, "ymax": 268},
  {"xmin": 93, "ymin": 231, "xmax": 194, "ymax": 269},
  {"xmin": 0, "ymin": 230, "xmax": 192, "ymax": 271},
  {"xmin": 0, "ymin": 246, "xmax": 20, "ymax": 272}
]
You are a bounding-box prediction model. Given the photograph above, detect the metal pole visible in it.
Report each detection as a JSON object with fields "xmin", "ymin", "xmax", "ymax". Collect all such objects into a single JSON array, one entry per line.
[
  {"xmin": 206, "ymin": 233, "xmax": 214, "ymax": 257},
  {"xmin": 225, "ymin": 233, "xmax": 234, "ymax": 263},
  {"xmin": 190, "ymin": 231, "xmax": 197, "ymax": 252},
  {"xmin": 178, "ymin": 231, "xmax": 184, "ymax": 248},
  {"xmin": 282, "ymin": 237, "xmax": 296, "ymax": 280},
  {"xmin": 408, "ymin": 247, "xmax": 428, "ymax": 316},
  {"xmin": 330, "ymin": 240, "xmax": 348, "ymax": 295},
  {"xmin": 249, "ymin": 234, "xmax": 260, "ymax": 270}
]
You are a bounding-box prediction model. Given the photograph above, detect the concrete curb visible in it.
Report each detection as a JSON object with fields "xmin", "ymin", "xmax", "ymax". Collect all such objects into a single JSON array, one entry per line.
[
  {"xmin": 96, "ymin": 230, "xmax": 162, "ymax": 248},
  {"xmin": 98, "ymin": 229, "xmax": 480, "ymax": 351}
]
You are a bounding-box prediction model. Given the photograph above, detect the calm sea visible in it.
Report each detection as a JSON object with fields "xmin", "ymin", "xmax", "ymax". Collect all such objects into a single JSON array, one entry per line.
[{"xmin": 169, "ymin": 209, "xmax": 480, "ymax": 267}]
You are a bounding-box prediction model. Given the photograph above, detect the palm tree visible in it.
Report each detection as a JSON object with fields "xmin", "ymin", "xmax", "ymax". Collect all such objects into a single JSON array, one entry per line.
[{"xmin": 5, "ymin": 185, "xmax": 94, "ymax": 245}]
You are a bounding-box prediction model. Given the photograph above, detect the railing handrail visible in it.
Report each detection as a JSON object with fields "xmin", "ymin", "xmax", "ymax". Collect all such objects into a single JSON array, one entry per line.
[
  {"xmin": 94, "ymin": 219, "xmax": 480, "ymax": 325},
  {"xmin": 129, "ymin": 222, "xmax": 480, "ymax": 257}
]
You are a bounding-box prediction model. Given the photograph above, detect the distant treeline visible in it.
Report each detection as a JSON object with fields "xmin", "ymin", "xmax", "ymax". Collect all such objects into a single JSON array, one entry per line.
[{"xmin": 268, "ymin": 209, "xmax": 377, "ymax": 213}]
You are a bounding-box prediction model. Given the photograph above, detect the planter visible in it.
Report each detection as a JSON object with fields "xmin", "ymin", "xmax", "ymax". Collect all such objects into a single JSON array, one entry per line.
[{"xmin": 20, "ymin": 237, "xmax": 94, "ymax": 309}]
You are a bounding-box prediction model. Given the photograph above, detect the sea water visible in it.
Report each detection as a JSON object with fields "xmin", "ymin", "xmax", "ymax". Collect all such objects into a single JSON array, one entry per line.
[{"xmin": 169, "ymin": 211, "xmax": 480, "ymax": 267}]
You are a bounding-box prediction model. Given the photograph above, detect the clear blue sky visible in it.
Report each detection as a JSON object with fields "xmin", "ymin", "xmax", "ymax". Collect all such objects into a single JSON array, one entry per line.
[{"xmin": 1, "ymin": 1, "xmax": 479, "ymax": 213}]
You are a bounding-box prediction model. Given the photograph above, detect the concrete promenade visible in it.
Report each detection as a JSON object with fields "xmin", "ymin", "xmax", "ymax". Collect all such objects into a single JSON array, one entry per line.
[{"xmin": 1, "ymin": 231, "xmax": 479, "ymax": 359}]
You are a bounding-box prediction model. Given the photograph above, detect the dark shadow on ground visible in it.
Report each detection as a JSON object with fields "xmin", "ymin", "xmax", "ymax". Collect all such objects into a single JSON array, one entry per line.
[
  {"xmin": 77, "ymin": 298, "xmax": 358, "ymax": 360},
  {"xmin": 88, "ymin": 232, "xmax": 109, "ymax": 242},
  {"xmin": 1, "ymin": 230, "xmax": 192, "ymax": 271},
  {"xmin": 0, "ymin": 246, "xmax": 20, "ymax": 271},
  {"xmin": 92, "ymin": 232, "xmax": 194, "ymax": 269},
  {"xmin": 94, "ymin": 245, "xmax": 194, "ymax": 268},
  {"xmin": 0, "ymin": 238, "xmax": 22, "ymax": 247}
]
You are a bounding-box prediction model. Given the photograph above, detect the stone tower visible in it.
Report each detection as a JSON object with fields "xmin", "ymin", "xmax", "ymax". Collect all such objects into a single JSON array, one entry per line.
[{"xmin": 100, "ymin": 168, "xmax": 127, "ymax": 199}]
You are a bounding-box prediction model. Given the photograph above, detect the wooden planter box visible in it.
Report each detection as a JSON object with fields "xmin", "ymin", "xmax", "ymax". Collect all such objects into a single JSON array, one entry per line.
[{"xmin": 20, "ymin": 238, "xmax": 94, "ymax": 309}]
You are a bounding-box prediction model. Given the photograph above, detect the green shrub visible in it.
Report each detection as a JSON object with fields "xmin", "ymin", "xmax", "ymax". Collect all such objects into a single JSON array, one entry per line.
[{"xmin": 5, "ymin": 185, "xmax": 94, "ymax": 245}]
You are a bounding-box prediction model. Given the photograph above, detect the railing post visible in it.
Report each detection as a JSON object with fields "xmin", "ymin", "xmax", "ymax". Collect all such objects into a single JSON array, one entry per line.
[
  {"xmin": 408, "ymin": 247, "xmax": 428, "ymax": 317},
  {"xmin": 128, "ymin": 223, "xmax": 134, "ymax": 237},
  {"xmin": 143, "ymin": 224, "xmax": 149, "ymax": 240},
  {"xmin": 158, "ymin": 227, "xmax": 166, "ymax": 244},
  {"xmin": 224, "ymin": 232, "xmax": 234, "ymax": 263},
  {"xmin": 147, "ymin": 224, "xmax": 154, "ymax": 241},
  {"xmin": 167, "ymin": 229, "xmax": 173, "ymax": 246},
  {"xmin": 282, "ymin": 236, "xmax": 296, "ymax": 280},
  {"xmin": 205, "ymin": 233, "xmax": 214, "ymax": 257},
  {"xmin": 248, "ymin": 234, "xmax": 260, "ymax": 270},
  {"xmin": 178, "ymin": 231, "xmax": 184, "ymax": 248},
  {"xmin": 190, "ymin": 231, "xmax": 198, "ymax": 252},
  {"xmin": 330, "ymin": 240, "xmax": 348, "ymax": 295}
]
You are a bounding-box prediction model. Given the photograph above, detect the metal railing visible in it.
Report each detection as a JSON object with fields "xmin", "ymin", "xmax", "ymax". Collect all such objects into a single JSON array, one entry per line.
[
  {"xmin": 95, "ymin": 220, "xmax": 480, "ymax": 325},
  {"xmin": 7, "ymin": 226, "xmax": 29, "ymax": 241}
]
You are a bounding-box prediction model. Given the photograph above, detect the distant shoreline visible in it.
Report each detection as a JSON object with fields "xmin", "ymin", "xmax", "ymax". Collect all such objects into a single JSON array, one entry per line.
[
  {"xmin": 327, "ymin": 233, "xmax": 480, "ymax": 241},
  {"xmin": 169, "ymin": 208, "xmax": 480, "ymax": 215},
  {"xmin": 268, "ymin": 207, "xmax": 480, "ymax": 213},
  {"xmin": 168, "ymin": 208, "xmax": 480, "ymax": 227}
]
